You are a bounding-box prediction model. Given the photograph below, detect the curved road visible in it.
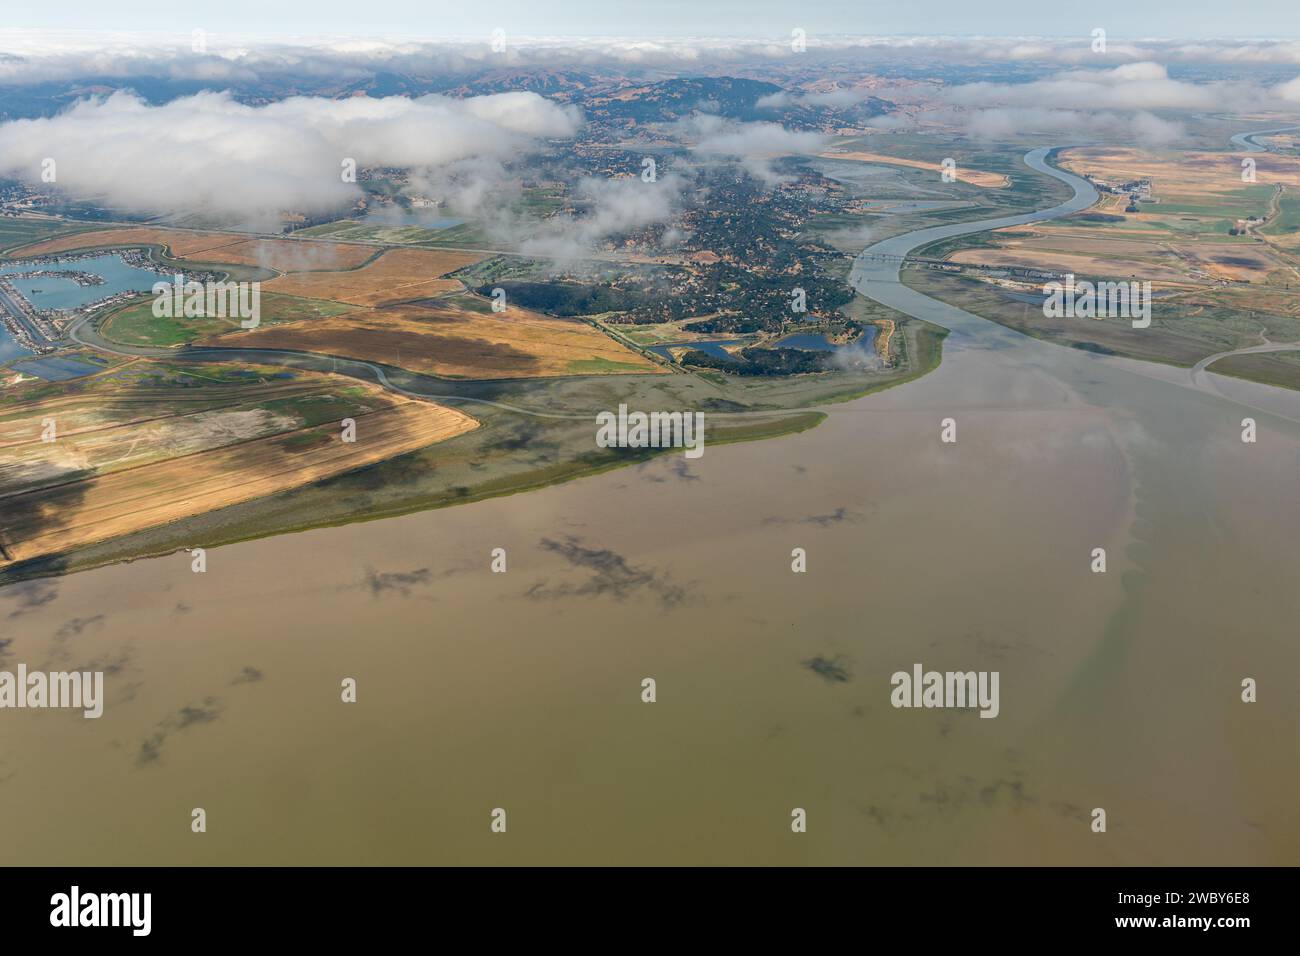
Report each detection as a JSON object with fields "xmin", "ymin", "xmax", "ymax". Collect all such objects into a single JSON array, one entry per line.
[{"xmin": 1190, "ymin": 340, "xmax": 1300, "ymax": 385}]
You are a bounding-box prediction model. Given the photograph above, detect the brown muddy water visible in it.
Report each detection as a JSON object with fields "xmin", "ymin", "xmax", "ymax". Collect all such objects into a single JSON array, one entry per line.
[
  {"xmin": 3, "ymin": 334, "xmax": 1296, "ymax": 865},
  {"xmin": 2, "ymin": 158, "xmax": 1298, "ymax": 865}
]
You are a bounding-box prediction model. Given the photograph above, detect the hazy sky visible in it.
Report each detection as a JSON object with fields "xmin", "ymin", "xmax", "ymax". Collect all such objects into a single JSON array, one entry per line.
[{"xmin": 5, "ymin": 1, "xmax": 1299, "ymax": 39}]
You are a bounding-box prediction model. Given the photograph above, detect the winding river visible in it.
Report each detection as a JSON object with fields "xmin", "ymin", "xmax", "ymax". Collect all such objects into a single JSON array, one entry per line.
[
  {"xmin": 1229, "ymin": 126, "xmax": 1300, "ymax": 152},
  {"xmin": 2, "ymin": 148, "xmax": 1298, "ymax": 866}
]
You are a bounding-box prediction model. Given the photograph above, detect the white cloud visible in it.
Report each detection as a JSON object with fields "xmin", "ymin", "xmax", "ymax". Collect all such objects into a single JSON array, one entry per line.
[
  {"xmin": 952, "ymin": 106, "xmax": 1184, "ymax": 146},
  {"xmin": 943, "ymin": 62, "xmax": 1240, "ymax": 112},
  {"xmin": 521, "ymin": 173, "xmax": 688, "ymax": 261},
  {"xmin": 686, "ymin": 115, "xmax": 826, "ymax": 185},
  {"xmin": 8, "ymin": 31, "xmax": 1300, "ymax": 89},
  {"xmin": 1275, "ymin": 76, "xmax": 1300, "ymax": 104},
  {"xmin": 756, "ymin": 86, "xmax": 882, "ymax": 110},
  {"xmin": 0, "ymin": 89, "xmax": 581, "ymax": 222},
  {"xmin": 930, "ymin": 61, "xmax": 1290, "ymax": 146}
]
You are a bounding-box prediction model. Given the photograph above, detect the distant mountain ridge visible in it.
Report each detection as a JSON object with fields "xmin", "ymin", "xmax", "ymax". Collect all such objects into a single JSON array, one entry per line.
[
  {"xmin": 0, "ymin": 69, "xmax": 893, "ymax": 132},
  {"xmin": 575, "ymin": 76, "xmax": 894, "ymax": 129}
]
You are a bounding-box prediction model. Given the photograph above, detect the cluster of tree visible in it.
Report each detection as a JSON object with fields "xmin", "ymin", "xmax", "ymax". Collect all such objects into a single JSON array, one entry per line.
[
  {"xmin": 484, "ymin": 164, "xmax": 855, "ymax": 330},
  {"xmin": 577, "ymin": 76, "xmax": 893, "ymax": 130},
  {"xmin": 680, "ymin": 346, "xmax": 834, "ymax": 376},
  {"xmin": 617, "ymin": 262, "xmax": 853, "ymax": 327},
  {"xmin": 475, "ymin": 281, "xmax": 645, "ymax": 316},
  {"xmin": 683, "ymin": 315, "xmax": 769, "ymax": 334}
]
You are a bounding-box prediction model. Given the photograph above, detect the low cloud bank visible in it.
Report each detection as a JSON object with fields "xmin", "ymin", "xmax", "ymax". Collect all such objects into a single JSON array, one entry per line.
[
  {"xmin": 927, "ymin": 62, "xmax": 1298, "ymax": 146},
  {"xmin": 686, "ymin": 115, "xmax": 826, "ymax": 185},
  {"xmin": 9, "ymin": 32, "xmax": 1300, "ymax": 88},
  {"xmin": 0, "ymin": 89, "xmax": 580, "ymax": 221},
  {"xmin": 520, "ymin": 173, "xmax": 689, "ymax": 261}
]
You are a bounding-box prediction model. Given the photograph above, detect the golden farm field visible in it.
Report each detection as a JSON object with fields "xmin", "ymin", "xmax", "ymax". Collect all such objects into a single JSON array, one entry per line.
[
  {"xmin": 0, "ymin": 371, "xmax": 477, "ymax": 563},
  {"xmin": 816, "ymin": 149, "xmax": 1010, "ymax": 187},
  {"xmin": 1056, "ymin": 148, "xmax": 1298, "ymax": 242},
  {"xmin": 7, "ymin": 226, "xmax": 380, "ymax": 273},
  {"xmin": 9, "ymin": 226, "xmax": 246, "ymax": 260},
  {"xmin": 0, "ymin": 376, "xmax": 368, "ymax": 493},
  {"xmin": 1060, "ymin": 146, "xmax": 1300, "ymax": 194},
  {"xmin": 952, "ymin": 227, "xmax": 1283, "ymax": 283},
  {"xmin": 261, "ymin": 247, "xmax": 486, "ymax": 305},
  {"xmin": 949, "ymin": 240, "xmax": 1195, "ymax": 284},
  {"xmin": 941, "ymin": 147, "xmax": 1300, "ymax": 288},
  {"xmin": 203, "ymin": 300, "xmax": 663, "ymax": 379},
  {"xmin": 187, "ymin": 237, "xmax": 378, "ymax": 272}
]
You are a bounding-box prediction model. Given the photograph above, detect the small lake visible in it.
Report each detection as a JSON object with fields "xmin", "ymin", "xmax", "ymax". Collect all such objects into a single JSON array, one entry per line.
[
  {"xmin": 357, "ymin": 209, "xmax": 467, "ymax": 230},
  {"xmin": 776, "ymin": 329, "xmax": 878, "ymax": 355},
  {"xmin": 646, "ymin": 338, "xmax": 747, "ymax": 361},
  {"xmin": 0, "ymin": 320, "xmax": 32, "ymax": 363},
  {"xmin": 11, "ymin": 355, "xmax": 104, "ymax": 381},
  {"xmin": 0, "ymin": 253, "xmax": 163, "ymax": 310}
]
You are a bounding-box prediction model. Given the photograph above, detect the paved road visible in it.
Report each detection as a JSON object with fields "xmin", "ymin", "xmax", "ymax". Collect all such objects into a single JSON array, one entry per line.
[{"xmin": 1191, "ymin": 341, "xmax": 1300, "ymax": 384}]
